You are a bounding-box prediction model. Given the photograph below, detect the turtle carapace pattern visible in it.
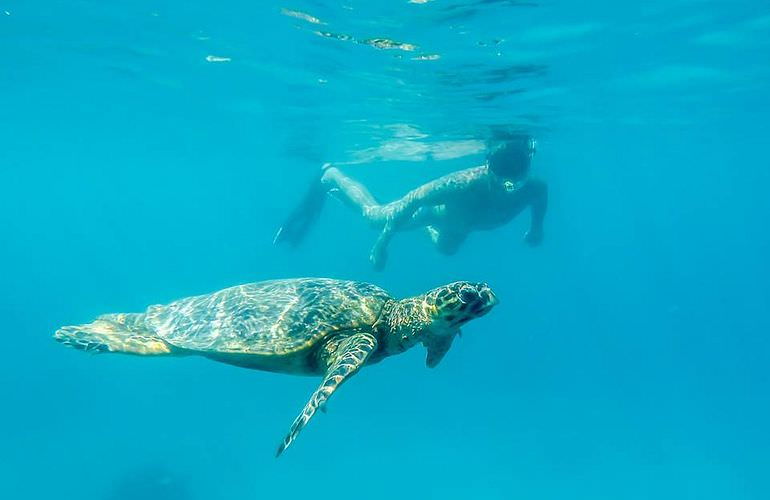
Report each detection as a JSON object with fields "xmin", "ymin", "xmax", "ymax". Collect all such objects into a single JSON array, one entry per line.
[{"xmin": 54, "ymin": 278, "xmax": 497, "ymax": 456}]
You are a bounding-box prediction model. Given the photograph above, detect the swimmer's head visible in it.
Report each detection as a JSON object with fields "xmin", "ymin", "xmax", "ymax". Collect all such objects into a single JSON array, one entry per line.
[{"xmin": 487, "ymin": 135, "xmax": 536, "ymax": 180}]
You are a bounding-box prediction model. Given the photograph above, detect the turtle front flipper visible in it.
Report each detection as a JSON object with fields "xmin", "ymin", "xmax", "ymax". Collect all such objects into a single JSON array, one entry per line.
[
  {"xmin": 424, "ymin": 331, "xmax": 458, "ymax": 368},
  {"xmin": 276, "ymin": 332, "xmax": 377, "ymax": 457}
]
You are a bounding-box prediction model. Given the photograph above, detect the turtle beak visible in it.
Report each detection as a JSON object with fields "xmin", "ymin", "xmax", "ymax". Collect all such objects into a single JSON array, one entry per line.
[
  {"xmin": 482, "ymin": 286, "xmax": 497, "ymax": 306},
  {"xmin": 475, "ymin": 283, "xmax": 498, "ymax": 315}
]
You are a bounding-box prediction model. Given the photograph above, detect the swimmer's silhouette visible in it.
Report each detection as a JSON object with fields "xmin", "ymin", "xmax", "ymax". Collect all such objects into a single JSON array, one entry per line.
[{"xmin": 275, "ymin": 134, "xmax": 547, "ymax": 270}]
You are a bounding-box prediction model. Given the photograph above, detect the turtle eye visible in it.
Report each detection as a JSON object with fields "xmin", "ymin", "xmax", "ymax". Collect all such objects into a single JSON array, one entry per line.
[{"xmin": 459, "ymin": 287, "xmax": 478, "ymax": 304}]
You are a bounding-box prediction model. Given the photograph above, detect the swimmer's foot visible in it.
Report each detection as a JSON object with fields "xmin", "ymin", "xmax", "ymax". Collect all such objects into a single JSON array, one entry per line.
[{"xmin": 273, "ymin": 167, "xmax": 329, "ymax": 247}]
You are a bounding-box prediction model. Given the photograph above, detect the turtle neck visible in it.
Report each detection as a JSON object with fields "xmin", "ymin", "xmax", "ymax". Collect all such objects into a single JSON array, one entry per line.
[{"xmin": 375, "ymin": 296, "xmax": 436, "ymax": 355}]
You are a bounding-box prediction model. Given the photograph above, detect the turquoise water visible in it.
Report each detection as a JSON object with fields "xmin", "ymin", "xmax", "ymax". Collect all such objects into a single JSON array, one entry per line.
[{"xmin": 2, "ymin": 1, "xmax": 770, "ymax": 498}]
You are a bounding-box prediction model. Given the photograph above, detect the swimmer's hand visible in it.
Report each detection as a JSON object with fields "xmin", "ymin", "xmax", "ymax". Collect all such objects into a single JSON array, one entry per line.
[{"xmin": 524, "ymin": 227, "xmax": 543, "ymax": 247}]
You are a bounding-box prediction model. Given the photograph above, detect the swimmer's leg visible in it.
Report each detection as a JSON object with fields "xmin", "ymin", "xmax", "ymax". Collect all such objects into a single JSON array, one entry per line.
[
  {"xmin": 369, "ymin": 207, "xmax": 439, "ymax": 271},
  {"xmin": 321, "ymin": 167, "xmax": 384, "ymax": 226},
  {"xmin": 274, "ymin": 165, "xmax": 390, "ymax": 247},
  {"xmin": 273, "ymin": 166, "xmax": 331, "ymax": 247}
]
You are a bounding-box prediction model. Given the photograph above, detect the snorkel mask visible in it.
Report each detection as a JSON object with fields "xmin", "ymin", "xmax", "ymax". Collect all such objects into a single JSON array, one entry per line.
[
  {"xmin": 527, "ymin": 136, "xmax": 537, "ymax": 158},
  {"xmin": 487, "ymin": 135, "xmax": 536, "ymax": 187}
]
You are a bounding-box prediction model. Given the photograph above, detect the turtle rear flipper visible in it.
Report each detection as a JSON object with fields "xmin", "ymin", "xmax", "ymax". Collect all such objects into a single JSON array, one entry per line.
[{"xmin": 54, "ymin": 314, "xmax": 173, "ymax": 355}]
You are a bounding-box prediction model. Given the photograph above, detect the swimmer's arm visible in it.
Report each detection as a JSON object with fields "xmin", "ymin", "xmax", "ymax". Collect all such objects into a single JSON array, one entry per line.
[
  {"xmin": 523, "ymin": 178, "xmax": 548, "ymax": 246},
  {"xmin": 369, "ymin": 167, "xmax": 483, "ymax": 270}
]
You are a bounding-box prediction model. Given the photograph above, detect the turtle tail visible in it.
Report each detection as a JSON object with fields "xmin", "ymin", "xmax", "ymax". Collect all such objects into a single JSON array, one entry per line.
[{"xmin": 54, "ymin": 313, "xmax": 173, "ymax": 355}]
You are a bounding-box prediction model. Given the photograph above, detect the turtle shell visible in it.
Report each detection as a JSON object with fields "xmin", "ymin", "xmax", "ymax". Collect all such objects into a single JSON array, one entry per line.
[{"xmin": 144, "ymin": 278, "xmax": 392, "ymax": 356}]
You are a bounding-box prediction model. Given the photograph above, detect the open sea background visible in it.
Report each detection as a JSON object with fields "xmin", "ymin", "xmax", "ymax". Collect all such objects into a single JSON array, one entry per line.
[{"xmin": 2, "ymin": 1, "xmax": 769, "ymax": 498}]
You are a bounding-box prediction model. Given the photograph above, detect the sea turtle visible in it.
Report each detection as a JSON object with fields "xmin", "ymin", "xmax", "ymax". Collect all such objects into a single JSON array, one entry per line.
[{"xmin": 54, "ymin": 278, "xmax": 497, "ymax": 456}]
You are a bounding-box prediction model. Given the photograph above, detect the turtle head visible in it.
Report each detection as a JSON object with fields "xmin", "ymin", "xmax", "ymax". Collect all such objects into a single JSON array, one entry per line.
[
  {"xmin": 419, "ymin": 281, "xmax": 498, "ymax": 368},
  {"xmin": 386, "ymin": 282, "xmax": 497, "ymax": 367},
  {"xmin": 426, "ymin": 281, "xmax": 498, "ymax": 328}
]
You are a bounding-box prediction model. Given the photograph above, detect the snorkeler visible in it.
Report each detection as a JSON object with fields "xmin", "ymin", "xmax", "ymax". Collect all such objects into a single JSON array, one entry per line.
[{"xmin": 274, "ymin": 134, "xmax": 547, "ymax": 270}]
